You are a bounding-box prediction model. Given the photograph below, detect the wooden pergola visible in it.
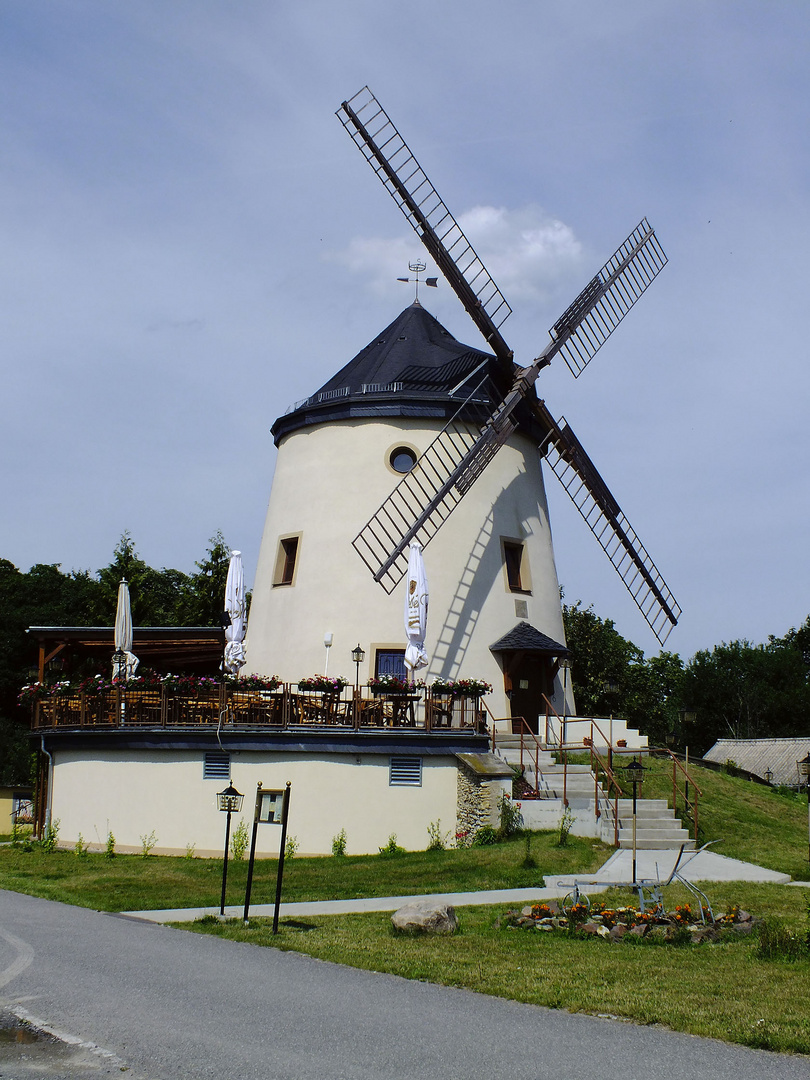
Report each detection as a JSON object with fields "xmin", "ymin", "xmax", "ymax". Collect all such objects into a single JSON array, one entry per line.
[{"xmin": 28, "ymin": 626, "xmax": 226, "ymax": 682}]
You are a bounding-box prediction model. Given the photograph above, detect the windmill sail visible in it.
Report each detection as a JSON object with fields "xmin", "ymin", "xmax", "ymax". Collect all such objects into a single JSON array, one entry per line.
[
  {"xmin": 531, "ymin": 401, "xmax": 681, "ymax": 645},
  {"xmin": 340, "ymin": 87, "xmax": 679, "ymax": 642},
  {"xmin": 550, "ymin": 220, "xmax": 667, "ymax": 377},
  {"xmin": 337, "ymin": 87, "xmax": 514, "ymax": 370}
]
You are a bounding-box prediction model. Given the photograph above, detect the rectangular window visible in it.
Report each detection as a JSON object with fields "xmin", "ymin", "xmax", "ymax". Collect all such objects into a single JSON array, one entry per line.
[
  {"xmin": 502, "ymin": 539, "xmax": 531, "ymax": 594},
  {"xmin": 389, "ymin": 755, "xmax": 422, "ymax": 786},
  {"xmin": 273, "ymin": 535, "xmax": 300, "ymax": 587},
  {"xmin": 203, "ymin": 752, "xmax": 230, "ymax": 780},
  {"xmin": 375, "ymin": 649, "xmax": 407, "ymax": 680}
]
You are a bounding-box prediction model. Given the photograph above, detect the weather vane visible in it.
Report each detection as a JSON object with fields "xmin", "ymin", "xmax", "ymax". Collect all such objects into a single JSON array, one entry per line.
[{"xmin": 397, "ymin": 260, "xmax": 438, "ymax": 302}]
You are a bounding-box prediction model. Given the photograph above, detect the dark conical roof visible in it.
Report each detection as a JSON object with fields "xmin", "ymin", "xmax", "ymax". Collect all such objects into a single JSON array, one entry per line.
[{"xmin": 271, "ymin": 303, "xmax": 510, "ymax": 444}]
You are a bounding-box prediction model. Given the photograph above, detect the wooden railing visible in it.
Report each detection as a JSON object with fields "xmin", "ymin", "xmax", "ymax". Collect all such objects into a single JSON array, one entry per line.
[{"xmin": 30, "ymin": 685, "xmax": 490, "ymax": 735}]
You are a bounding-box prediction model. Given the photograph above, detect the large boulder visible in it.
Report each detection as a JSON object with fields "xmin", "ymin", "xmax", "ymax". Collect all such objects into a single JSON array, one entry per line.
[{"xmin": 391, "ymin": 901, "xmax": 458, "ymax": 935}]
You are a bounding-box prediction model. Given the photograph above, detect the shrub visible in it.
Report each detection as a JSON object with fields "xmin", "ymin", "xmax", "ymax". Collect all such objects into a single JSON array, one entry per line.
[
  {"xmin": 39, "ymin": 819, "xmax": 60, "ymax": 853},
  {"xmin": 284, "ymin": 835, "xmax": 299, "ymax": 860},
  {"xmin": 497, "ymin": 794, "xmax": 523, "ymax": 838},
  {"xmin": 105, "ymin": 830, "xmax": 116, "ymax": 859},
  {"xmin": 230, "ymin": 820, "xmax": 249, "ymax": 861},
  {"xmin": 74, "ymin": 833, "xmax": 88, "ymax": 857},
  {"xmin": 472, "ymin": 825, "xmax": 497, "ymax": 846},
  {"xmin": 378, "ymin": 834, "xmax": 405, "ymax": 857},
  {"xmin": 139, "ymin": 830, "xmax": 157, "ymax": 858},
  {"xmin": 426, "ymin": 820, "xmax": 450, "ymax": 851},
  {"xmin": 331, "ymin": 828, "xmax": 347, "ymax": 857},
  {"xmin": 556, "ymin": 806, "xmax": 575, "ymax": 847}
]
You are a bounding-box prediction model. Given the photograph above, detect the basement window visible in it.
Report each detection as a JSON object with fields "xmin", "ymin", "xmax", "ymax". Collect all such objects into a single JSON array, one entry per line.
[
  {"xmin": 203, "ymin": 752, "xmax": 230, "ymax": 781},
  {"xmin": 389, "ymin": 756, "xmax": 422, "ymax": 787},
  {"xmin": 273, "ymin": 535, "xmax": 300, "ymax": 587}
]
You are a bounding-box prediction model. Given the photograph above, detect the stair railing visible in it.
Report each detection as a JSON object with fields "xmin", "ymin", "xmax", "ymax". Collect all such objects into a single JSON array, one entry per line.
[
  {"xmin": 657, "ymin": 748, "xmax": 702, "ymax": 842},
  {"xmin": 585, "ymin": 731, "xmax": 623, "ymax": 847}
]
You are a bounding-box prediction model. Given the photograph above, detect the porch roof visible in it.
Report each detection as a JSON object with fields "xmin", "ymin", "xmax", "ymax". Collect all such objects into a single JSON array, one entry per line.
[{"xmin": 489, "ymin": 622, "xmax": 569, "ymax": 656}]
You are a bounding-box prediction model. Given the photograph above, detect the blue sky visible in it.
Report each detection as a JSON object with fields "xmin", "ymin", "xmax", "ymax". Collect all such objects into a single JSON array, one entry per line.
[{"xmin": 2, "ymin": 1, "xmax": 809, "ymax": 660}]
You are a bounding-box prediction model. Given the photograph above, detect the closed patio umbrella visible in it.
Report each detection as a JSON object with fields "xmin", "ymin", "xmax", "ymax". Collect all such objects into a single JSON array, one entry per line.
[
  {"xmin": 404, "ymin": 541, "xmax": 429, "ymax": 676},
  {"xmin": 223, "ymin": 550, "xmax": 247, "ymax": 675},
  {"xmin": 113, "ymin": 578, "xmax": 138, "ymax": 681}
]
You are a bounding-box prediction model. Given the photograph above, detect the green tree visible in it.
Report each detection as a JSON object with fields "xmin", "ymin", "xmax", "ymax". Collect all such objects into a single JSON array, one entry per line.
[{"xmin": 681, "ymin": 637, "xmax": 810, "ymax": 754}]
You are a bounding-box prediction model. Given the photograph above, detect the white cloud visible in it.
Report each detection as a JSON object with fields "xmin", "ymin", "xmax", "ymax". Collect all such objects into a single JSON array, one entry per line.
[{"xmin": 327, "ymin": 204, "xmax": 586, "ymax": 312}]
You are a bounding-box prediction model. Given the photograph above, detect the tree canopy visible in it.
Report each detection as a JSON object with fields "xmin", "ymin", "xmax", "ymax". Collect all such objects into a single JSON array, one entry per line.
[{"xmin": 0, "ymin": 532, "xmax": 234, "ymax": 783}]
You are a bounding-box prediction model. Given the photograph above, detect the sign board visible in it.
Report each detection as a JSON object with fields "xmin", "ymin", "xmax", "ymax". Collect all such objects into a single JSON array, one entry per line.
[{"xmin": 256, "ymin": 788, "xmax": 286, "ymax": 825}]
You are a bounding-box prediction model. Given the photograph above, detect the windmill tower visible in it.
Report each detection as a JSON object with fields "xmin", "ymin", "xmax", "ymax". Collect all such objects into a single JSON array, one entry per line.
[{"xmin": 245, "ymin": 88, "xmax": 680, "ymax": 731}]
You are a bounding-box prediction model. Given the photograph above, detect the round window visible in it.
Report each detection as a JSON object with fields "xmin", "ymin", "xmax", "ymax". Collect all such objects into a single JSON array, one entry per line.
[{"xmin": 389, "ymin": 446, "xmax": 417, "ymax": 474}]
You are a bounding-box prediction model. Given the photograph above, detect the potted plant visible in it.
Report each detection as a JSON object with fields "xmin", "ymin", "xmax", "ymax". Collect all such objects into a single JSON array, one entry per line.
[
  {"xmin": 367, "ymin": 675, "xmax": 424, "ymax": 696},
  {"xmin": 297, "ymin": 675, "xmax": 349, "ymax": 694}
]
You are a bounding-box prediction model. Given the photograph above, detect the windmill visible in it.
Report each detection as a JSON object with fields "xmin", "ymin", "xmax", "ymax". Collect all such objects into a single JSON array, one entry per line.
[{"xmin": 336, "ymin": 86, "xmax": 680, "ymax": 647}]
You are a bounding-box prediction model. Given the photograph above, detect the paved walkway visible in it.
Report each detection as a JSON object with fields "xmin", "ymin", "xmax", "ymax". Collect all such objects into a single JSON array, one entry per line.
[{"xmin": 123, "ymin": 848, "xmax": 793, "ymax": 923}]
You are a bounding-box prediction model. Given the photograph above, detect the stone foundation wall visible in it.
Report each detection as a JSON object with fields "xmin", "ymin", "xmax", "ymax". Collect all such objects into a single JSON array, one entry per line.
[{"xmin": 456, "ymin": 762, "xmax": 510, "ymax": 841}]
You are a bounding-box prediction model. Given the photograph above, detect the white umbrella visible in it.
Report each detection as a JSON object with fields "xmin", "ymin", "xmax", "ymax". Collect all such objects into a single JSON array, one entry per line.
[
  {"xmin": 404, "ymin": 542, "xmax": 429, "ymax": 676},
  {"xmin": 223, "ymin": 550, "xmax": 247, "ymax": 675},
  {"xmin": 113, "ymin": 578, "xmax": 138, "ymax": 681}
]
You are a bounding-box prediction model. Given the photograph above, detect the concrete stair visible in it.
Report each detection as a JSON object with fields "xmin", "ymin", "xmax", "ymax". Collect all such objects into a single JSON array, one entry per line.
[{"xmin": 494, "ymin": 734, "xmax": 694, "ymax": 850}]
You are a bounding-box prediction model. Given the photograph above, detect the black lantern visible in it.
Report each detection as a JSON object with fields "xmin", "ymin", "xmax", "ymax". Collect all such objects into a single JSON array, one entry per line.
[
  {"xmin": 622, "ymin": 757, "xmax": 645, "ymax": 885},
  {"xmin": 217, "ymin": 783, "xmax": 244, "ymax": 915},
  {"xmin": 764, "ymin": 768, "xmax": 773, "ymax": 784},
  {"xmin": 351, "ymin": 644, "xmax": 365, "ymax": 691}
]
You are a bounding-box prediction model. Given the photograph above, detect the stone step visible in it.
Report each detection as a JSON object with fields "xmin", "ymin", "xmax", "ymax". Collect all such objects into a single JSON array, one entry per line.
[
  {"xmin": 619, "ymin": 836, "xmax": 696, "ymax": 850},
  {"xmin": 619, "ymin": 827, "xmax": 691, "ymax": 842}
]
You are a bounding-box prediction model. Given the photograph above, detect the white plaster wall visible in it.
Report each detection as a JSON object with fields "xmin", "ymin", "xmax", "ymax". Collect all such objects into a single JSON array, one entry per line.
[
  {"xmin": 246, "ymin": 417, "xmax": 572, "ymax": 718},
  {"xmin": 50, "ymin": 748, "xmax": 459, "ymax": 856}
]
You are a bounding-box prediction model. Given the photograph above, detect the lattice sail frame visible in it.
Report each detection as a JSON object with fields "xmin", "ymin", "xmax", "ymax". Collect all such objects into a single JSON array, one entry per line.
[
  {"xmin": 339, "ymin": 86, "xmax": 680, "ymax": 644},
  {"xmin": 338, "ymin": 87, "xmax": 514, "ymax": 367}
]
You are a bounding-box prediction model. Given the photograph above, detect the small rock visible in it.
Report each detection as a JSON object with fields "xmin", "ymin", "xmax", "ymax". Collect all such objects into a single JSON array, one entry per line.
[
  {"xmin": 391, "ymin": 901, "xmax": 458, "ymax": 935},
  {"xmin": 580, "ymin": 922, "xmax": 608, "ymax": 937},
  {"xmin": 608, "ymin": 924, "xmax": 628, "ymax": 942},
  {"xmin": 736, "ymin": 909, "xmax": 752, "ymax": 924},
  {"xmin": 629, "ymin": 923, "xmax": 648, "ymax": 937},
  {"xmin": 521, "ymin": 906, "xmax": 535, "ymax": 916}
]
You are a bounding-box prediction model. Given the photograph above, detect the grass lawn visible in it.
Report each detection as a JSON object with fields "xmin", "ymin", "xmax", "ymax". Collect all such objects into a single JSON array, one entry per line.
[
  {"xmin": 182, "ymin": 882, "xmax": 810, "ymax": 1056},
  {"xmin": 0, "ymin": 832, "xmax": 608, "ymax": 912}
]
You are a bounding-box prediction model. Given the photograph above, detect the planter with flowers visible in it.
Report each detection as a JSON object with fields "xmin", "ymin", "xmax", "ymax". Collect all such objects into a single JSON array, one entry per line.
[
  {"xmin": 298, "ymin": 675, "xmax": 349, "ymax": 695},
  {"xmin": 429, "ymin": 678, "xmax": 493, "ymax": 698},
  {"xmin": 367, "ymin": 675, "xmax": 424, "ymax": 697}
]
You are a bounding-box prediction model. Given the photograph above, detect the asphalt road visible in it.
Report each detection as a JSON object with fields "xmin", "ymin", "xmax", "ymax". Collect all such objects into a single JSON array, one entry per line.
[{"xmin": 0, "ymin": 888, "xmax": 807, "ymax": 1080}]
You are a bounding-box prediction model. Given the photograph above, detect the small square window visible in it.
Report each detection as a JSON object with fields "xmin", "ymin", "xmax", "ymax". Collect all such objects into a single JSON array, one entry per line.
[{"xmin": 389, "ymin": 756, "xmax": 422, "ymax": 786}]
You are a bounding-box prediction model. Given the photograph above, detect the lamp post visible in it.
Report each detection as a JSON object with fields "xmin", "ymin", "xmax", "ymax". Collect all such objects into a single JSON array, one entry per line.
[
  {"xmin": 323, "ymin": 632, "xmax": 333, "ymax": 676},
  {"xmin": 352, "ymin": 644, "xmax": 365, "ymax": 692},
  {"xmin": 799, "ymin": 753, "xmax": 810, "ymax": 869},
  {"xmin": 624, "ymin": 757, "xmax": 644, "ymax": 885},
  {"xmin": 217, "ymin": 783, "xmax": 244, "ymax": 916}
]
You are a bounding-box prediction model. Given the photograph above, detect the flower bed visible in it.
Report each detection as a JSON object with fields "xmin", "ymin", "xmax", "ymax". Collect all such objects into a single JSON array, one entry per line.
[{"xmin": 500, "ymin": 898, "xmax": 757, "ymax": 944}]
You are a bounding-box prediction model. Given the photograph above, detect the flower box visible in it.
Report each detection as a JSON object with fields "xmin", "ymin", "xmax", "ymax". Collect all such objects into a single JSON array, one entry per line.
[{"xmin": 298, "ymin": 676, "xmax": 348, "ymax": 694}]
